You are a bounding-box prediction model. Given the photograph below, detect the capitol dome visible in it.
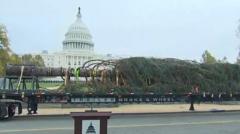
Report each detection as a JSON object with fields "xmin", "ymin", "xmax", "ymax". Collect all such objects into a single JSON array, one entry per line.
[
  {"xmin": 39, "ymin": 7, "xmax": 100, "ymax": 69},
  {"xmin": 63, "ymin": 7, "xmax": 94, "ymax": 52}
]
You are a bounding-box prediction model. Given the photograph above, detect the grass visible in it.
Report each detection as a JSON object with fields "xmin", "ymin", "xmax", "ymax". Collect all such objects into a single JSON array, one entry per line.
[{"xmin": 11, "ymin": 81, "xmax": 63, "ymax": 90}]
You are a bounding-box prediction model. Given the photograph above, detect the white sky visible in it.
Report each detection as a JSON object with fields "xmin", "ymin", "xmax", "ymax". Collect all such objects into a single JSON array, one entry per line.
[{"xmin": 0, "ymin": 0, "xmax": 240, "ymax": 62}]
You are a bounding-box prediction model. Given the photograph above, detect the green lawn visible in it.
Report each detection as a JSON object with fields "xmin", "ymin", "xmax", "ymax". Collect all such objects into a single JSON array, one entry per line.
[{"xmin": 11, "ymin": 81, "xmax": 63, "ymax": 90}]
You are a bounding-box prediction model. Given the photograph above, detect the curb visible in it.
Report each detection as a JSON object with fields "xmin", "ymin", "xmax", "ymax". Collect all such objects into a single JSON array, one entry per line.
[{"xmin": 14, "ymin": 110, "xmax": 240, "ymax": 119}]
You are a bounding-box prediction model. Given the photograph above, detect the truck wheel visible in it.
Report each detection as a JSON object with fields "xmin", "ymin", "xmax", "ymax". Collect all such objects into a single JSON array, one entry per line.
[
  {"xmin": 8, "ymin": 104, "xmax": 15, "ymax": 118},
  {"xmin": 0, "ymin": 103, "xmax": 7, "ymax": 119}
]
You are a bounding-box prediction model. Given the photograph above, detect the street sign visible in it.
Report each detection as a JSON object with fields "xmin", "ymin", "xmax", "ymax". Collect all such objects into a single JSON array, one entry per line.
[{"xmin": 71, "ymin": 111, "xmax": 111, "ymax": 134}]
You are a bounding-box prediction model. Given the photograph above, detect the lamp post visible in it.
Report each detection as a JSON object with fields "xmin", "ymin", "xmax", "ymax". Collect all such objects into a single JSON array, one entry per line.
[{"xmin": 189, "ymin": 92, "xmax": 195, "ymax": 111}]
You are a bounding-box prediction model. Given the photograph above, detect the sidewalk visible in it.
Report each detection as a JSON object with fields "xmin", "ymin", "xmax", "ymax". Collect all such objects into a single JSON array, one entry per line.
[{"xmin": 19, "ymin": 103, "xmax": 240, "ymax": 116}]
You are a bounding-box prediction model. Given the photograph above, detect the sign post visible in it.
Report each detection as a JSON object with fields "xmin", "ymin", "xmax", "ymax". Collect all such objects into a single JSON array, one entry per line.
[{"xmin": 71, "ymin": 112, "xmax": 111, "ymax": 134}]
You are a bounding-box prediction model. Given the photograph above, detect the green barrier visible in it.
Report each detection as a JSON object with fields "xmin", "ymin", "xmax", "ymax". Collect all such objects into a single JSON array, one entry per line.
[
  {"xmin": 92, "ymin": 69, "xmax": 97, "ymax": 77},
  {"xmin": 75, "ymin": 68, "xmax": 80, "ymax": 81}
]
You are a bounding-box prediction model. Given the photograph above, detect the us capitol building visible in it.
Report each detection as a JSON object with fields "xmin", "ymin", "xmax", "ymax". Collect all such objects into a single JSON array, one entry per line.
[{"xmin": 39, "ymin": 7, "xmax": 107, "ymax": 68}]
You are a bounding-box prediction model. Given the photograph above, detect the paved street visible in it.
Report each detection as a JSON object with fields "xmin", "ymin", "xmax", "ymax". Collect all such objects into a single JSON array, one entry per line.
[
  {"xmin": 1, "ymin": 112, "xmax": 240, "ymax": 134},
  {"xmin": 20, "ymin": 103, "xmax": 240, "ymax": 115}
]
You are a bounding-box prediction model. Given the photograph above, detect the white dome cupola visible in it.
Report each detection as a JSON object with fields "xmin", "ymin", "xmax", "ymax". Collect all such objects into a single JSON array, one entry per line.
[{"xmin": 63, "ymin": 7, "xmax": 94, "ymax": 52}]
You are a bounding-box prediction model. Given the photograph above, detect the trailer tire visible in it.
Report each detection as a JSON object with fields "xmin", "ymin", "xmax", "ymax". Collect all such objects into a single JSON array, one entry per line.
[
  {"xmin": 8, "ymin": 104, "xmax": 15, "ymax": 118},
  {"xmin": 0, "ymin": 103, "xmax": 7, "ymax": 119}
]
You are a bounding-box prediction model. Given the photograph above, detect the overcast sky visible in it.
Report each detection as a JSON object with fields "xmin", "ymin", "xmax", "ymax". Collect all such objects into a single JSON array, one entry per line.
[{"xmin": 1, "ymin": 0, "xmax": 240, "ymax": 62}]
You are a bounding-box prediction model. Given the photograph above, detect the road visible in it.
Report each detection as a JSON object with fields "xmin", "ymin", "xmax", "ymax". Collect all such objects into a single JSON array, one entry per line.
[{"xmin": 0, "ymin": 112, "xmax": 240, "ymax": 134}]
